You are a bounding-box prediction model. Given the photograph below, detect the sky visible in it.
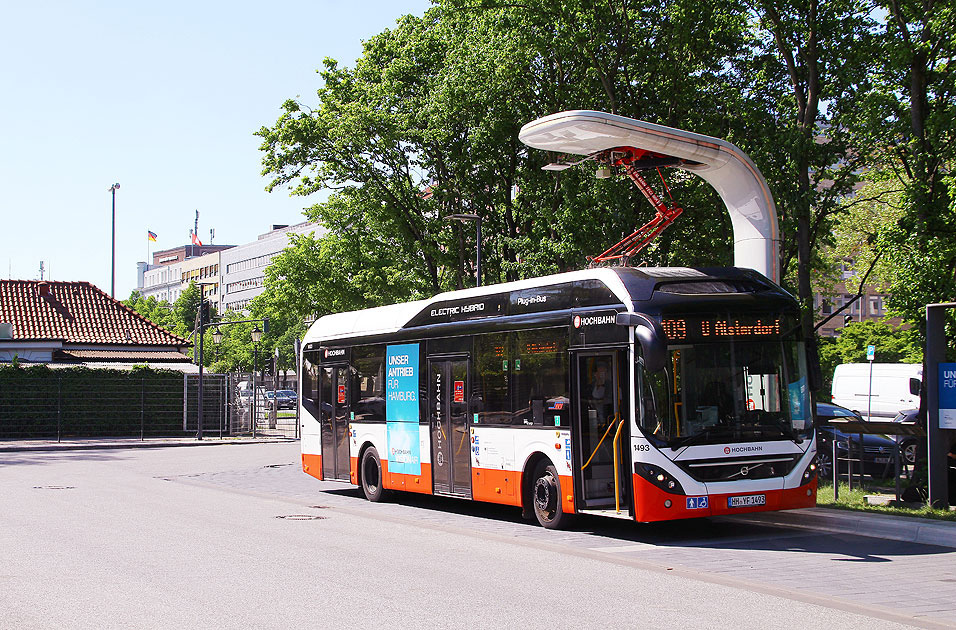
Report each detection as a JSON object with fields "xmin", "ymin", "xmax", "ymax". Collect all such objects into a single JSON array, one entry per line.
[{"xmin": 0, "ymin": 0, "xmax": 432, "ymax": 298}]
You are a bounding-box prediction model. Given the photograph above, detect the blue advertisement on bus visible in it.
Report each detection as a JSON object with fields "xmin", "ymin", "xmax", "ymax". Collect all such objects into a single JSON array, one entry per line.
[{"xmin": 386, "ymin": 343, "xmax": 421, "ymax": 475}]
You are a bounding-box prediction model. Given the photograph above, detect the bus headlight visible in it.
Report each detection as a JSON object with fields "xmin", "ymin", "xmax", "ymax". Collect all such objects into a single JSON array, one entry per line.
[
  {"xmin": 801, "ymin": 457, "xmax": 817, "ymax": 484},
  {"xmin": 635, "ymin": 463, "xmax": 685, "ymax": 495}
]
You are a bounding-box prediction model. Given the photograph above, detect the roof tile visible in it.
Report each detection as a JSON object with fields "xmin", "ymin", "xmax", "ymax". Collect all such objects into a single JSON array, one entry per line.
[{"xmin": 0, "ymin": 280, "xmax": 189, "ymax": 347}]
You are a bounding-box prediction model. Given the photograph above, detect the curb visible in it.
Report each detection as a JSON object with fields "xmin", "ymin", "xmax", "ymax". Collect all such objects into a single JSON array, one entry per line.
[
  {"xmin": 728, "ymin": 506, "xmax": 956, "ymax": 549},
  {"xmin": 0, "ymin": 437, "xmax": 297, "ymax": 453}
]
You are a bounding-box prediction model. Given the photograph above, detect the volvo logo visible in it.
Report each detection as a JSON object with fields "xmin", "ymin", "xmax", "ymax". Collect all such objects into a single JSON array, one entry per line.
[{"xmin": 740, "ymin": 466, "xmax": 749, "ymax": 477}]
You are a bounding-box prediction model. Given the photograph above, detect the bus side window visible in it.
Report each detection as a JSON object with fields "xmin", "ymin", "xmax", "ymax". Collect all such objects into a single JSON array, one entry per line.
[
  {"xmin": 475, "ymin": 333, "xmax": 511, "ymax": 424},
  {"xmin": 301, "ymin": 351, "xmax": 321, "ymax": 418},
  {"xmin": 352, "ymin": 345, "xmax": 386, "ymax": 422},
  {"xmin": 514, "ymin": 328, "xmax": 569, "ymax": 427}
]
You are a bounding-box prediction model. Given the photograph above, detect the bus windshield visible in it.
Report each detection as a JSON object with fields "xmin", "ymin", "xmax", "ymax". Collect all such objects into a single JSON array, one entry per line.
[{"xmin": 640, "ymin": 337, "xmax": 812, "ymax": 448}]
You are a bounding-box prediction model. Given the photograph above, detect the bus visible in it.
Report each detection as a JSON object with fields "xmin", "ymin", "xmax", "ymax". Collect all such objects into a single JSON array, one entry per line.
[
  {"xmin": 298, "ymin": 266, "xmax": 817, "ymax": 528},
  {"xmin": 297, "ymin": 111, "xmax": 818, "ymax": 528}
]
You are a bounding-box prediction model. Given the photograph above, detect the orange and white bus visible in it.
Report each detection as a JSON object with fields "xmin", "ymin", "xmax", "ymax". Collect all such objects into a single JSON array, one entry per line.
[
  {"xmin": 298, "ymin": 111, "xmax": 817, "ymax": 528},
  {"xmin": 298, "ymin": 266, "xmax": 817, "ymax": 528}
]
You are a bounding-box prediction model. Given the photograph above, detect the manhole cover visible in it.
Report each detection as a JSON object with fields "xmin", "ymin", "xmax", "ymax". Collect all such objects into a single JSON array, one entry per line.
[
  {"xmin": 275, "ymin": 514, "xmax": 327, "ymax": 520},
  {"xmin": 33, "ymin": 486, "xmax": 75, "ymax": 490}
]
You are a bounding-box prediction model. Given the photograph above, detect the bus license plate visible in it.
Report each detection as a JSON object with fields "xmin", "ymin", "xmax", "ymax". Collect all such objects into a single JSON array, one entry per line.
[{"xmin": 728, "ymin": 494, "xmax": 766, "ymax": 508}]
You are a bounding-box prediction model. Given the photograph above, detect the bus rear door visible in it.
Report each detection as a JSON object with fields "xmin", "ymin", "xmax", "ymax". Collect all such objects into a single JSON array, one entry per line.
[{"xmin": 428, "ymin": 356, "xmax": 472, "ymax": 497}]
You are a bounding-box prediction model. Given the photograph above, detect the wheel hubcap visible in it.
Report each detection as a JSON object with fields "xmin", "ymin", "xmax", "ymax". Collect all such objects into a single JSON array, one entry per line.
[{"xmin": 534, "ymin": 475, "xmax": 556, "ymax": 515}]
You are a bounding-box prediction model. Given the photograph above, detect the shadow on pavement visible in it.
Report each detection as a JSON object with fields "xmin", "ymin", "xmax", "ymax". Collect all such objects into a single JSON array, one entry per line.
[
  {"xmin": 315, "ymin": 484, "xmax": 955, "ymax": 561},
  {"xmin": 0, "ymin": 449, "xmax": 134, "ymax": 467}
]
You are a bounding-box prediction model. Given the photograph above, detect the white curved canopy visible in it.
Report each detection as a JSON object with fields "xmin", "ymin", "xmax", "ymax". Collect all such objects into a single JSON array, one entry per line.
[{"xmin": 519, "ymin": 110, "xmax": 780, "ymax": 283}]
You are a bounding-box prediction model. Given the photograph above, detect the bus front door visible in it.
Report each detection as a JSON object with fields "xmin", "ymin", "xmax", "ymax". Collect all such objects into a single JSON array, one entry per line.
[
  {"xmin": 575, "ymin": 351, "xmax": 631, "ymax": 511},
  {"xmin": 429, "ymin": 357, "xmax": 471, "ymax": 497},
  {"xmin": 319, "ymin": 365, "xmax": 351, "ymax": 482}
]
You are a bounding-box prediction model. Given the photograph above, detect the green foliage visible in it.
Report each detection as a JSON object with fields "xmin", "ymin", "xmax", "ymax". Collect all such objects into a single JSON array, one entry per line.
[
  {"xmin": 245, "ymin": 0, "xmax": 955, "ymax": 375},
  {"xmin": 257, "ymin": 0, "xmax": 755, "ymax": 310},
  {"xmin": 124, "ymin": 291, "xmax": 177, "ymax": 333},
  {"xmin": 124, "ymin": 285, "xmax": 217, "ymax": 341},
  {"xmin": 817, "ymin": 320, "xmax": 922, "ymax": 394}
]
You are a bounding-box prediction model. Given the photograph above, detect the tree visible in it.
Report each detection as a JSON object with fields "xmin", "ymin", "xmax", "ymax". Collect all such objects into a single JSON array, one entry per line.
[
  {"xmin": 123, "ymin": 291, "xmax": 177, "ymax": 333},
  {"xmin": 741, "ymin": 0, "xmax": 877, "ymax": 389},
  {"xmin": 845, "ymin": 0, "xmax": 956, "ymax": 325},
  {"xmin": 258, "ymin": 0, "xmax": 761, "ymax": 307}
]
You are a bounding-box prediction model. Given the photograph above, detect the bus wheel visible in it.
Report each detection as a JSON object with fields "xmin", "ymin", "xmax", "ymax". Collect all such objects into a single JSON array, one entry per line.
[
  {"xmin": 361, "ymin": 447, "xmax": 386, "ymax": 502},
  {"xmin": 533, "ymin": 463, "xmax": 571, "ymax": 529}
]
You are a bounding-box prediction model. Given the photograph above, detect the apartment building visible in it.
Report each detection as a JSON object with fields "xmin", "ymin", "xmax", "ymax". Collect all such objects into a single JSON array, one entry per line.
[
  {"xmin": 136, "ymin": 222, "xmax": 322, "ymax": 314},
  {"xmin": 220, "ymin": 222, "xmax": 322, "ymax": 313},
  {"xmin": 814, "ymin": 260, "xmax": 899, "ymax": 337}
]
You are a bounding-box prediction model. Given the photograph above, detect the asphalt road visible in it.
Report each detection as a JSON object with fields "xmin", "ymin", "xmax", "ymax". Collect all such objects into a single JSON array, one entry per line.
[{"xmin": 1, "ymin": 442, "xmax": 954, "ymax": 629}]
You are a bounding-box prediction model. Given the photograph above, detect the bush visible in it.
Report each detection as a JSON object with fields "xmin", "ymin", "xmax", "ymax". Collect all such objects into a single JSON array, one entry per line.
[{"xmin": 0, "ymin": 365, "xmax": 195, "ymax": 438}]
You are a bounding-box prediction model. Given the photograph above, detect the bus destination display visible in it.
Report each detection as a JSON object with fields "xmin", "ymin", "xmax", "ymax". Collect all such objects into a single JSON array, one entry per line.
[{"xmin": 661, "ymin": 315, "xmax": 783, "ymax": 341}]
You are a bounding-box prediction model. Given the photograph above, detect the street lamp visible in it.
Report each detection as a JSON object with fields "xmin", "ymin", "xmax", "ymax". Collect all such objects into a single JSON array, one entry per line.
[
  {"xmin": 446, "ymin": 213, "xmax": 482, "ymax": 287},
  {"xmin": 251, "ymin": 325, "xmax": 262, "ymax": 438},
  {"xmin": 109, "ymin": 183, "xmax": 120, "ymax": 297},
  {"xmin": 195, "ymin": 291, "xmax": 210, "ymax": 440},
  {"xmin": 192, "ymin": 311, "xmax": 267, "ymax": 440}
]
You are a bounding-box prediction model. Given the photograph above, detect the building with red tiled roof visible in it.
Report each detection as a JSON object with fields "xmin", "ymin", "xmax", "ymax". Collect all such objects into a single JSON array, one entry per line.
[{"xmin": 0, "ymin": 280, "xmax": 191, "ymax": 365}]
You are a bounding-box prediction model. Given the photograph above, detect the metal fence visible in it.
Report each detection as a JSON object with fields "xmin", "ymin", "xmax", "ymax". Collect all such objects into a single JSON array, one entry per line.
[
  {"xmin": 226, "ymin": 376, "xmax": 299, "ymax": 439},
  {"xmin": 0, "ymin": 371, "xmax": 298, "ymax": 440}
]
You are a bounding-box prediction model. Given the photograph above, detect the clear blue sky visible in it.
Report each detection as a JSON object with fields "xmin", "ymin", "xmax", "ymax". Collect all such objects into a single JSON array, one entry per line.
[{"xmin": 0, "ymin": 0, "xmax": 432, "ymax": 298}]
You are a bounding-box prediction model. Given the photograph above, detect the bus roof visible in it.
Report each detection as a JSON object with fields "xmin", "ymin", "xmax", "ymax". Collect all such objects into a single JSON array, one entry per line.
[
  {"xmin": 519, "ymin": 110, "xmax": 780, "ymax": 284},
  {"xmin": 304, "ymin": 268, "xmax": 632, "ymax": 344},
  {"xmin": 302, "ymin": 266, "xmax": 789, "ymax": 346}
]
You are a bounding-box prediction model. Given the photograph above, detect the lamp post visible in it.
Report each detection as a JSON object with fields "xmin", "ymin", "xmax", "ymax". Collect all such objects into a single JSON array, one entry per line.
[
  {"xmin": 211, "ymin": 327, "xmax": 223, "ymax": 437},
  {"xmin": 251, "ymin": 324, "xmax": 263, "ymax": 438},
  {"xmin": 192, "ymin": 313, "xmax": 267, "ymax": 440},
  {"xmin": 446, "ymin": 213, "xmax": 482, "ymax": 287},
  {"xmin": 109, "ymin": 183, "xmax": 120, "ymax": 297},
  {"xmin": 196, "ymin": 293, "xmax": 208, "ymax": 440}
]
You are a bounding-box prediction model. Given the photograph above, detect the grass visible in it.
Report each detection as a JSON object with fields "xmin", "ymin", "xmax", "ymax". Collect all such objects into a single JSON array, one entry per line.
[{"xmin": 816, "ymin": 481, "xmax": 956, "ymax": 522}]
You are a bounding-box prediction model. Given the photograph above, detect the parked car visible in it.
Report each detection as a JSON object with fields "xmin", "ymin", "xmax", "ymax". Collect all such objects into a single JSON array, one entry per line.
[
  {"xmin": 814, "ymin": 402, "xmax": 900, "ymax": 479},
  {"xmin": 279, "ymin": 390, "xmax": 298, "ymax": 405},
  {"xmin": 893, "ymin": 408, "xmax": 921, "ymax": 466},
  {"xmin": 265, "ymin": 390, "xmax": 295, "ymax": 410}
]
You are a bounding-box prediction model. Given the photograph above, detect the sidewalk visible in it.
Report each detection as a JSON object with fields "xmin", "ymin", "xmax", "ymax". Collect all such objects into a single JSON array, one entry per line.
[
  {"xmin": 0, "ymin": 436, "xmax": 296, "ymax": 452},
  {"xmin": 729, "ymin": 506, "xmax": 956, "ymax": 549}
]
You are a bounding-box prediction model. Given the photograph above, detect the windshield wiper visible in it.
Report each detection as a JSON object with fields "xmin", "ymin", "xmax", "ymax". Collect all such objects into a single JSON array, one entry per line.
[
  {"xmin": 668, "ymin": 427, "xmax": 732, "ymax": 450},
  {"xmin": 755, "ymin": 419, "xmax": 802, "ymax": 443}
]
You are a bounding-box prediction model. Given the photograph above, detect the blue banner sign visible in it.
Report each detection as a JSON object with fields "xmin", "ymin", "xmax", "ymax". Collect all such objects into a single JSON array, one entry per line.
[
  {"xmin": 386, "ymin": 344, "xmax": 421, "ymax": 474},
  {"xmin": 939, "ymin": 363, "xmax": 956, "ymax": 430},
  {"xmin": 788, "ymin": 376, "xmax": 810, "ymax": 430}
]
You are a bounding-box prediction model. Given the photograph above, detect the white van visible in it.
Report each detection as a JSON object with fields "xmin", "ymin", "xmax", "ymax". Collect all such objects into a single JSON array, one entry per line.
[{"xmin": 831, "ymin": 363, "xmax": 922, "ymax": 421}]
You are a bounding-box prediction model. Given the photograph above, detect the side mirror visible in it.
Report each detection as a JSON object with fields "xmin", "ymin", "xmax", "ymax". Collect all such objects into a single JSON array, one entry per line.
[
  {"xmin": 910, "ymin": 377, "xmax": 921, "ymax": 397},
  {"xmin": 616, "ymin": 312, "xmax": 667, "ymax": 372}
]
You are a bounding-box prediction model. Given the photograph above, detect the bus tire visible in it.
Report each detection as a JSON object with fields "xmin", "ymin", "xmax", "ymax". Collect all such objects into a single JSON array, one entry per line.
[
  {"xmin": 360, "ymin": 447, "xmax": 386, "ymax": 502},
  {"xmin": 533, "ymin": 462, "xmax": 572, "ymax": 529}
]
